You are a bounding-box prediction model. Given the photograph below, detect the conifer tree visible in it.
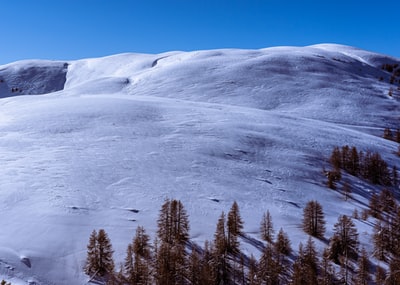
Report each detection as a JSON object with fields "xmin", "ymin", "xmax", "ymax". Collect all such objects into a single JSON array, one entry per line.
[
  {"xmin": 373, "ymin": 221, "xmax": 389, "ymax": 261},
  {"xmin": 355, "ymin": 248, "xmax": 370, "ymax": 285},
  {"xmin": 188, "ymin": 249, "xmax": 201, "ymax": 285},
  {"xmin": 213, "ymin": 212, "xmax": 230, "ymax": 285},
  {"xmin": 155, "ymin": 199, "xmax": 189, "ymax": 285},
  {"xmin": 201, "ymin": 241, "xmax": 216, "ymax": 285},
  {"xmin": 302, "ymin": 200, "xmax": 326, "ymax": 238},
  {"xmin": 258, "ymin": 242, "xmax": 281, "ymax": 285},
  {"xmin": 329, "ymin": 215, "xmax": 358, "ymax": 263},
  {"xmin": 84, "ymin": 229, "xmax": 115, "ymax": 280},
  {"xmin": 227, "ymin": 201, "xmax": 243, "ymax": 254},
  {"xmin": 214, "ymin": 211, "xmax": 228, "ymax": 255},
  {"xmin": 125, "ymin": 226, "xmax": 152, "ymax": 285},
  {"xmin": 369, "ymin": 192, "xmax": 381, "ymax": 219},
  {"xmin": 330, "ymin": 146, "xmax": 342, "ymax": 169},
  {"xmin": 260, "ymin": 210, "xmax": 274, "ymax": 242},
  {"xmin": 84, "ymin": 230, "xmax": 99, "ymax": 276},
  {"xmin": 124, "ymin": 244, "xmax": 135, "ymax": 284},
  {"xmin": 275, "ymin": 227, "xmax": 292, "ymax": 257},
  {"xmin": 96, "ymin": 229, "xmax": 115, "ymax": 277},
  {"xmin": 290, "ymin": 243, "xmax": 307, "ymax": 285},
  {"xmin": 247, "ymin": 255, "xmax": 258, "ymax": 285},
  {"xmin": 303, "ymin": 237, "xmax": 319, "ymax": 285},
  {"xmin": 319, "ymin": 247, "xmax": 336, "ymax": 285}
]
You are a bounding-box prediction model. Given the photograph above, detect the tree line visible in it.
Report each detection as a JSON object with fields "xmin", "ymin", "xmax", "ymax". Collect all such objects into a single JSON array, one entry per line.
[
  {"xmin": 83, "ymin": 193, "xmax": 400, "ymax": 284},
  {"xmin": 327, "ymin": 145, "xmax": 396, "ymax": 188}
]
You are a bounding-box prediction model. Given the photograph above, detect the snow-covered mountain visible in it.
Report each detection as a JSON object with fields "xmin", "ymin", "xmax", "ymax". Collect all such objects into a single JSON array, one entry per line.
[{"xmin": 0, "ymin": 44, "xmax": 399, "ymax": 284}]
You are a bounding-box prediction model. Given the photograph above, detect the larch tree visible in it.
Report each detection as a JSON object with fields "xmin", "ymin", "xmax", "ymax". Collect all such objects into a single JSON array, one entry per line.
[
  {"xmin": 355, "ymin": 248, "xmax": 370, "ymax": 285},
  {"xmin": 96, "ymin": 229, "xmax": 115, "ymax": 277},
  {"xmin": 155, "ymin": 199, "xmax": 190, "ymax": 285},
  {"xmin": 124, "ymin": 226, "xmax": 152, "ymax": 285},
  {"xmin": 275, "ymin": 227, "xmax": 292, "ymax": 258},
  {"xmin": 319, "ymin": 247, "xmax": 336, "ymax": 285},
  {"xmin": 329, "ymin": 215, "xmax": 358, "ymax": 262},
  {"xmin": 227, "ymin": 201, "xmax": 243, "ymax": 254},
  {"xmin": 213, "ymin": 211, "xmax": 230, "ymax": 285},
  {"xmin": 303, "ymin": 237, "xmax": 319, "ymax": 285},
  {"xmin": 84, "ymin": 229, "xmax": 115, "ymax": 279},
  {"xmin": 302, "ymin": 200, "xmax": 326, "ymax": 238},
  {"xmin": 188, "ymin": 249, "xmax": 201, "ymax": 285},
  {"xmin": 124, "ymin": 244, "xmax": 135, "ymax": 284},
  {"xmin": 84, "ymin": 230, "xmax": 99, "ymax": 276},
  {"xmin": 260, "ymin": 210, "xmax": 274, "ymax": 242},
  {"xmin": 258, "ymin": 242, "xmax": 281, "ymax": 285},
  {"xmin": 290, "ymin": 243, "xmax": 307, "ymax": 285}
]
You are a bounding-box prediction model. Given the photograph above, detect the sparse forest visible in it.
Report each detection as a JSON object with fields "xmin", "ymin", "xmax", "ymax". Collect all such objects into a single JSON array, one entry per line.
[{"xmin": 84, "ymin": 187, "xmax": 400, "ymax": 284}]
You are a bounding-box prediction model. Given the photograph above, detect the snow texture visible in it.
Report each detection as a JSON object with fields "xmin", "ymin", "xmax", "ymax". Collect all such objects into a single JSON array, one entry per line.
[{"xmin": 0, "ymin": 44, "xmax": 398, "ymax": 284}]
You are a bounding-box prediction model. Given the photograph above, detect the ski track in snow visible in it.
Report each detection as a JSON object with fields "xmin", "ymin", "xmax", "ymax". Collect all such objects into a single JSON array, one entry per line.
[{"xmin": 0, "ymin": 44, "xmax": 398, "ymax": 283}]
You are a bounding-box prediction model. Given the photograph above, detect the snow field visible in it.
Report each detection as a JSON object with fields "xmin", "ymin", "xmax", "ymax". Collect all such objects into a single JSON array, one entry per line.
[{"xmin": 0, "ymin": 44, "xmax": 398, "ymax": 283}]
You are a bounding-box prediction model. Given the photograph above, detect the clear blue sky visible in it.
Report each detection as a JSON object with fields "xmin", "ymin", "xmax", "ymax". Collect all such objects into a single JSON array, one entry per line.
[{"xmin": 1, "ymin": 0, "xmax": 399, "ymax": 64}]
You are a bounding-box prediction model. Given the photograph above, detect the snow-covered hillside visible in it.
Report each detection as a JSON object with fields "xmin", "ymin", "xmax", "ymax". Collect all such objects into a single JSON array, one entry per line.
[{"xmin": 0, "ymin": 44, "xmax": 399, "ymax": 284}]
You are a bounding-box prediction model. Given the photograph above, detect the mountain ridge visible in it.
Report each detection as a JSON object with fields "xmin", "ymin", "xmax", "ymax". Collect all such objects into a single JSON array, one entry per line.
[{"xmin": 0, "ymin": 44, "xmax": 399, "ymax": 284}]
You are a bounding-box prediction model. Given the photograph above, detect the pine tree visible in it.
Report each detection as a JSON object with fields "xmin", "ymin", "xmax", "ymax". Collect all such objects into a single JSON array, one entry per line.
[
  {"xmin": 329, "ymin": 215, "xmax": 358, "ymax": 285},
  {"xmin": 302, "ymin": 200, "xmax": 326, "ymax": 238},
  {"xmin": 319, "ymin": 247, "xmax": 336, "ymax": 285},
  {"xmin": 369, "ymin": 192, "xmax": 381, "ymax": 219},
  {"xmin": 327, "ymin": 169, "xmax": 341, "ymax": 189},
  {"xmin": 125, "ymin": 226, "xmax": 152, "ymax": 285},
  {"xmin": 330, "ymin": 146, "xmax": 342, "ymax": 169},
  {"xmin": 214, "ymin": 211, "xmax": 228, "ymax": 255},
  {"xmin": 329, "ymin": 215, "xmax": 358, "ymax": 262},
  {"xmin": 275, "ymin": 227, "xmax": 292, "ymax": 256},
  {"xmin": 188, "ymin": 249, "xmax": 201, "ymax": 285},
  {"xmin": 247, "ymin": 254, "xmax": 258, "ymax": 285},
  {"xmin": 96, "ymin": 229, "xmax": 115, "ymax": 277},
  {"xmin": 258, "ymin": 242, "xmax": 281, "ymax": 285},
  {"xmin": 213, "ymin": 212, "xmax": 230, "ymax": 285},
  {"xmin": 84, "ymin": 230, "xmax": 99, "ymax": 276},
  {"xmin": 227, "ymin": 201, "xmax": 243, "ymax": 254},
  {"xmin": 157, "ymin": 199, "xmax": 190, "ymax": 245},
  {"xmin": 355, "ymin": 248, "xmax": 370, "ymax": 285},
  {"xmin": 260, "ymin": 210, "xmax": 274, "ymax": 242},
  {"xmin": 303, "ymin": 237, "xmax": 319, "ymax": 285},
  {"xmin": 155, "ymin": 241, "xmax": 174, "ymax": 285},
  {"xmin": 349, "ymin": 146, "xmax": 360, "ymax": 175},
  {"xmin": 290, "ymin": 243, "xmax": 307, "ymax": 285},
  {"xmin": 373, "ymin": 221, "xmax": 389, "ymax": 261},
  {"xmin": 155, "ymin": 199, "xmax": 189, "ymax": 285},
  {"xmin": 124, "ymin": 244, "xmax": 135, "ymax": 284},
  {"xmin": 200, "ymin": 241, "xmax": 216, "ymax": 285}
]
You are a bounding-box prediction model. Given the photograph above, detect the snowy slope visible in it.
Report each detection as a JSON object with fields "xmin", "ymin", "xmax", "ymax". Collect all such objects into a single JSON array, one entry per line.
[{"xmin": 0, "ymin": 44, "xmax": 399, "ymax": 284}]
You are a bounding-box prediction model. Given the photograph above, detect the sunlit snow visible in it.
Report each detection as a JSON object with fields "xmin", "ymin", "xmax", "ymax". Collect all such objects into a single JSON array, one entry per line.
[{"xmin": 0, "ymin": 44, "xmax": 399, "ymax": 284}]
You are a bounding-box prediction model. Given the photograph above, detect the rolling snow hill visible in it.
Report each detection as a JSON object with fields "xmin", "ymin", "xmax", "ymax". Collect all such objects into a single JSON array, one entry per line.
[{"xmin": 0, "ymin": 44, "xmax": 399, "ymax": 284}]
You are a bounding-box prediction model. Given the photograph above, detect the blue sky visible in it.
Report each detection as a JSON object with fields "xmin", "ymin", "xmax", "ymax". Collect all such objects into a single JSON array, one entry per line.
[{"xmin": 1, "ymin": 0, "xmax": 399, "ymax": 64}]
